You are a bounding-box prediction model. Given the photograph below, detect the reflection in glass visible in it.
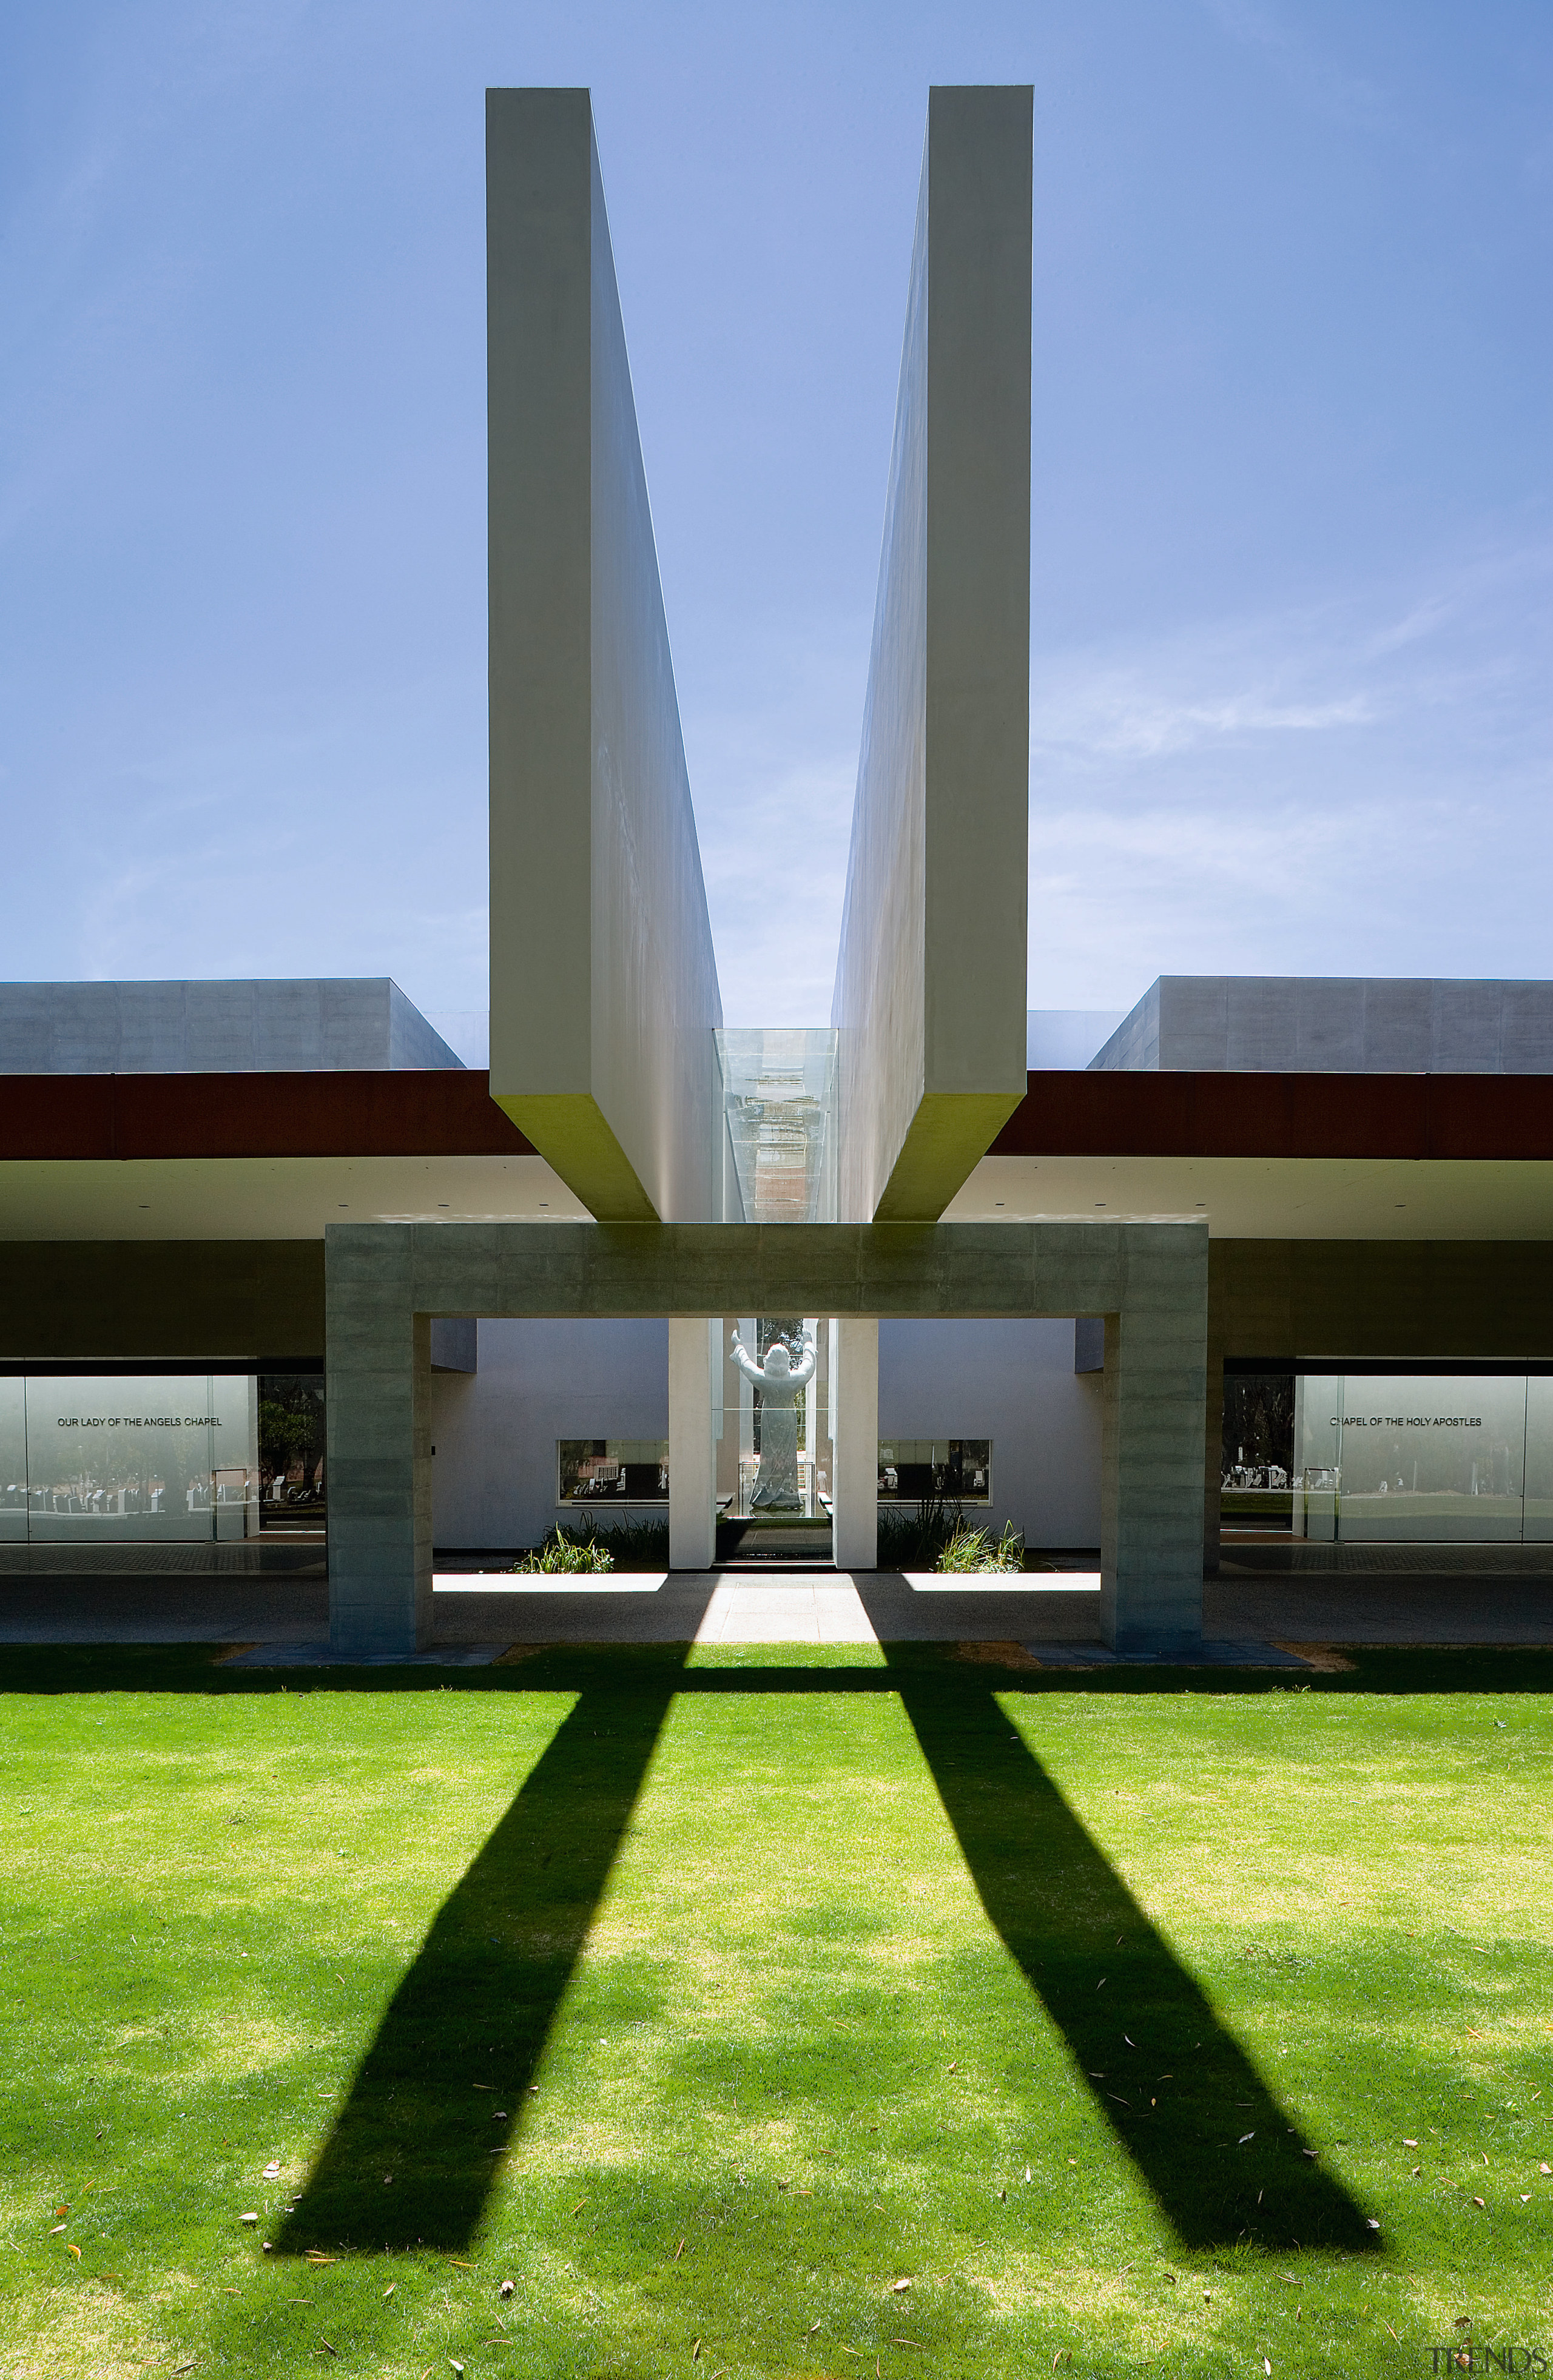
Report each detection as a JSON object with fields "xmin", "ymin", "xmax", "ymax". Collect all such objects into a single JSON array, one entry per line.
[
  {"xmin": 257, "ymin": 1376, "xmax": 326, "ymax": 1533},
  {"xmin": 877, "ymin": 1440, "xmax": 992, "ymax": 1504},
  {"xmin": 1225, "ymin": 1371, "xmax": 1544, "ymax": 1543},
  {"xmin": 21, "ymin": 1375, "xmax": 258, "ymax": 1542},
  {"xmin": 1338, "ymin": 1374, "xmax": 1524, "ymax": 1542},
  {"xmin": 558, "ymin": 1441, "xmax": 670, "ymax": 1504},
  {"xmin": 1221, "ymin": 1376, "xmax": 1295, "ymax": 1530},
  {"xmin": 1524, "ymin": 1378, "xmax": 1553, "ymax": 1543},
  {"xmin": 0, "ymin": 1379, "xmax": 26, "ymax": 1544}
]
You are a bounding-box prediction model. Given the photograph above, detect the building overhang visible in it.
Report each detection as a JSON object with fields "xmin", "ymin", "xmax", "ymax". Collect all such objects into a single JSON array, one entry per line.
[
  {"xmin": 0, "ymin": 1071, "xmax": 587, "ymax": 1239},
  {"xmin": 945, "ymin": 1069, "xmax": 1553, "ymax": 1239}
]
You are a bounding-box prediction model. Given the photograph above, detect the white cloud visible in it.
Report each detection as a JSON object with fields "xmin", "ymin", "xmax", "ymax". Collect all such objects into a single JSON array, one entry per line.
[{"xmin": 1025, "ymin": 542, "xmax": 1553, "ymax": 1009}]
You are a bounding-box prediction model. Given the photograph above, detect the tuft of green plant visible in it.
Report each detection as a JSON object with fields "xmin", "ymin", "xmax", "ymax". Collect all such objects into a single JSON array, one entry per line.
[
  {"xmin": 934, "ymin": 1518, "xmax": 1026, "ymax": 1573},
  {"xmin": 877, "ymin": 1490, "xmax": 965, "ymax": 1568},
  {"xmin": 511, "ymin": 1516, "xmax": 673, "ymax": 1573},
  {"xmin": 510, "ymin": 1528, "xmax": 615, "ymax": 1575},
  {"xmin": 584, "ymin": 1515, "xmax": 671, "ymax": 1569}
]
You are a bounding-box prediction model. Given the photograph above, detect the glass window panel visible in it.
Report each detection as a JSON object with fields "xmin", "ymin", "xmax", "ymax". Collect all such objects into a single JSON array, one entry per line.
[
  {"xmin": 0, "ymin": 1379, "xmax": 26, "ymax": 1543},
  {"xmin": 1523, "ymin": 1377, "xmax": 1553, "ymax": 1542},
  {"xmin": 557, "ymin": 1440, "xmax": 670, "ymax": 1504},
  {"xmin": 1292, "ymin": 1376, "xmax": 1341, "ymax": 1541},
  {"xmin": 257, "ymin": 1376, "xmax": 326, "ymax": 1533},
  {"xmin": 25, "ymin": 1376, "xmax": 217, "ymax": 1541},
  {"xmin": 1221, "ymin": 1375, "xmax": 1295, "ymax": 1531},
  {"xmin": 876, "ymin": 1440, "xmax": 992, "ymax": 1502},
  {"xmin": 1336, "ymin": 1375, "xmax": 1526, "ymax": 1542}
]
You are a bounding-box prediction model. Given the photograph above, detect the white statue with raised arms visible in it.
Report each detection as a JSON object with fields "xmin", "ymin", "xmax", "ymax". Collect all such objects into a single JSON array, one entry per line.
[{"xmin": 731, "ymin": 1325, "xmax": 817, "ymax": 1510}]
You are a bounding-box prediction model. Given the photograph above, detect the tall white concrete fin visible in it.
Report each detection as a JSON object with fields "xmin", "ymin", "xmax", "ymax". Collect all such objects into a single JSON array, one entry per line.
[
  {"xmin": 487, "ymin": 88, "xmax": 723, "ymax": 1223},
  {"xmin": 832, "ymin": 86, "xmax": 1033, "ymax": 1223}
]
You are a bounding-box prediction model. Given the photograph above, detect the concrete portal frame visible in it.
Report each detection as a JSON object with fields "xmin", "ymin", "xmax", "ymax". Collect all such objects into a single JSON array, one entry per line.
[{"xmin": 326, "ymin": 1219, "xmax": 1208, "ymax": 1658}]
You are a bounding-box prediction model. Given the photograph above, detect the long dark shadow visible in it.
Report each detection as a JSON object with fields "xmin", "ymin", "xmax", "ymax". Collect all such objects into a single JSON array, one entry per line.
[
  {"xmin": 275, "ymin": 1654, "xmax": 686, "ymax": 2254},
  {"xmin": 888, "ymin": 1654, "xmax": 1379, "ymax": 2253}
]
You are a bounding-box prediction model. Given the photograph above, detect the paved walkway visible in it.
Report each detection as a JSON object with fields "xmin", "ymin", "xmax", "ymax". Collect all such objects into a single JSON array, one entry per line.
[{"xmin": 0, "ymin": 1561, "xmax": 1549, "ymax": 1648}]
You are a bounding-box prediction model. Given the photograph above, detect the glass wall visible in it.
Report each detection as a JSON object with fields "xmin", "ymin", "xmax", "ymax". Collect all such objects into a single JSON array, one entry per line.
[
  {"xmin": 5, "ymin": 1374, "xmax": 257, "ymax": 1541},
  {"xmin": 1225, "ymin": 1371, "xmax": 1551, "ymax": 1542},
  {"xmin": 723, "ymin": 1317, "xmax": 827, "ymax": 1521},
  {"xmin": 0, "ymin": 1379, "xmax": 27, "ymax": 1544},
  {"xmin": 0, "ymin": 1370, "xmax": 323, "ymax": 1543}
]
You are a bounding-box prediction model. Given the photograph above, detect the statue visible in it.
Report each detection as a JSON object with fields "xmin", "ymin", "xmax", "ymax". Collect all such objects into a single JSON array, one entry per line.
[{"xmin": 731, "ymin": 1326, "xmax": 817, "ymax": 1511}]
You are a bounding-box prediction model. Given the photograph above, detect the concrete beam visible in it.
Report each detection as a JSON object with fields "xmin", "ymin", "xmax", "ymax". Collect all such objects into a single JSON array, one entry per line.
[
  {"xmin": 324, "ymin": 1218, "xmax": 1208, "ymax": 1653},
  {"xmin": 832, "ymin": 86, "xmax": 1032, "ymax": 1223},
  {"xmin": 486, "ymin": 89, "xmax": 723, "ymax": 1223}
]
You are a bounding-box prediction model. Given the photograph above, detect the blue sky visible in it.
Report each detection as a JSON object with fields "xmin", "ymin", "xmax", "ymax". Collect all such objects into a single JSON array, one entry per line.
[{"xmin": 2, "ymin": 0, "xmax": 1549, "ymax": 1040}]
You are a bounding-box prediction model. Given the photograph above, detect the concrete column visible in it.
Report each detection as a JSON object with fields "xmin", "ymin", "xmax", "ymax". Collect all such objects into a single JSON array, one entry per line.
[
  {"xmin": 1099, "ymin": 1232, "xmax": 1209, "ymax": 1653},
  {"xmin": 668, "ymin": 1317, "xmax": 716, "ymax": 1568},
  {"xmin": 325, "ymin": 1229, "xmax": 432, "ymax": 1656},
  {"xmin": 830, "ymin": 1316, "xmax": 878, "ymax": 1571}
]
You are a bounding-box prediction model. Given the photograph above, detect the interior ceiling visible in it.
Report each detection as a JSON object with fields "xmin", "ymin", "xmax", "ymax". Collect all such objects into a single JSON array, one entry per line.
[
  {"xmin": 0, "ymin": 1154, "xmax": 588, "ymax": 1240},
  {"xmin": 4, "ymin": 1148, "xmax": 1552, "ymax": 1243},
  {"xmin": 947, "ymin": 1154, "xmax": 1553, "ymax": 1240}
]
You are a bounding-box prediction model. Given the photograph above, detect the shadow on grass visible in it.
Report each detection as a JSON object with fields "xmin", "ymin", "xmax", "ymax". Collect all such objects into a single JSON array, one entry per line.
[
  {"xmin": 888, "ymin": 1650, "xmax": 1378, "ymax": 2253},
  {"xmin": 1, "ymin": 1640, "xmax": 1551, "ymax": 1697},
  {"xmin": 0, "ymin": 1634, "xmax": 1504, "ymax": 2259},
  {"xmin": 273, "ymin": 1652, "xmax": 687, "ymax": 2254}
]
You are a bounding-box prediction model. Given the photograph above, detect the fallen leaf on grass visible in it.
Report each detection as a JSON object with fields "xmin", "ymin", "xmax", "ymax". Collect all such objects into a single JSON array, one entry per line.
[
  {"xmin": 1403, "ymin": 2139, "xmax": 1419, "ymax": 2148},
  {"xmin": 262, "ymin": 2161, "xmax": 281, "ymax": 2179},
  {"xmin": 1543, "ymin": 2163, "xmax": 1553, "ymax": 2176},
  {"xmin": 383, "ymin": 2283, "xmax": 396, "ymax": 2298},
  {"xmin": 692, "ymin": 2338, "xmax": 701, "ymax": 2361},
  {"xmin": 47, "ymin": 2222, "xmax": 66, "ymax": 2236},
  {"xmin": 1474, "ymin": 2197, "xmax": 1486, "ymax": 2208},
  {"xmin": 889, "ymin": 2277, "xmax": 912, "ymax": 2292},
  {"xmin": 239, "ymin": 2213, "xmax": 258, "ymax": 2225}
]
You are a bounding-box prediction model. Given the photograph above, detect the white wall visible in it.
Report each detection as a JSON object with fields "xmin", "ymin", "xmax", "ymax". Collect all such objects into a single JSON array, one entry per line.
[
  {"xmin": 878, "ymin": 1319, "xmax": 1101, "ymax": 1548},
  {"xmin": 429, "ymin": 1313, "xmax": 1101, "ymax": 1553},
  {"xmin": 430, "ymin": 1317, "xmax": 668, "ymax": 1550}
]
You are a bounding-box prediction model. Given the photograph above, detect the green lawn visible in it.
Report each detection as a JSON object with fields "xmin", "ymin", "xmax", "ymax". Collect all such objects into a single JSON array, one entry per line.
[{"xmin": 1, "ymin": 1641, "xmax": 1550, "ymax": 2378}]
